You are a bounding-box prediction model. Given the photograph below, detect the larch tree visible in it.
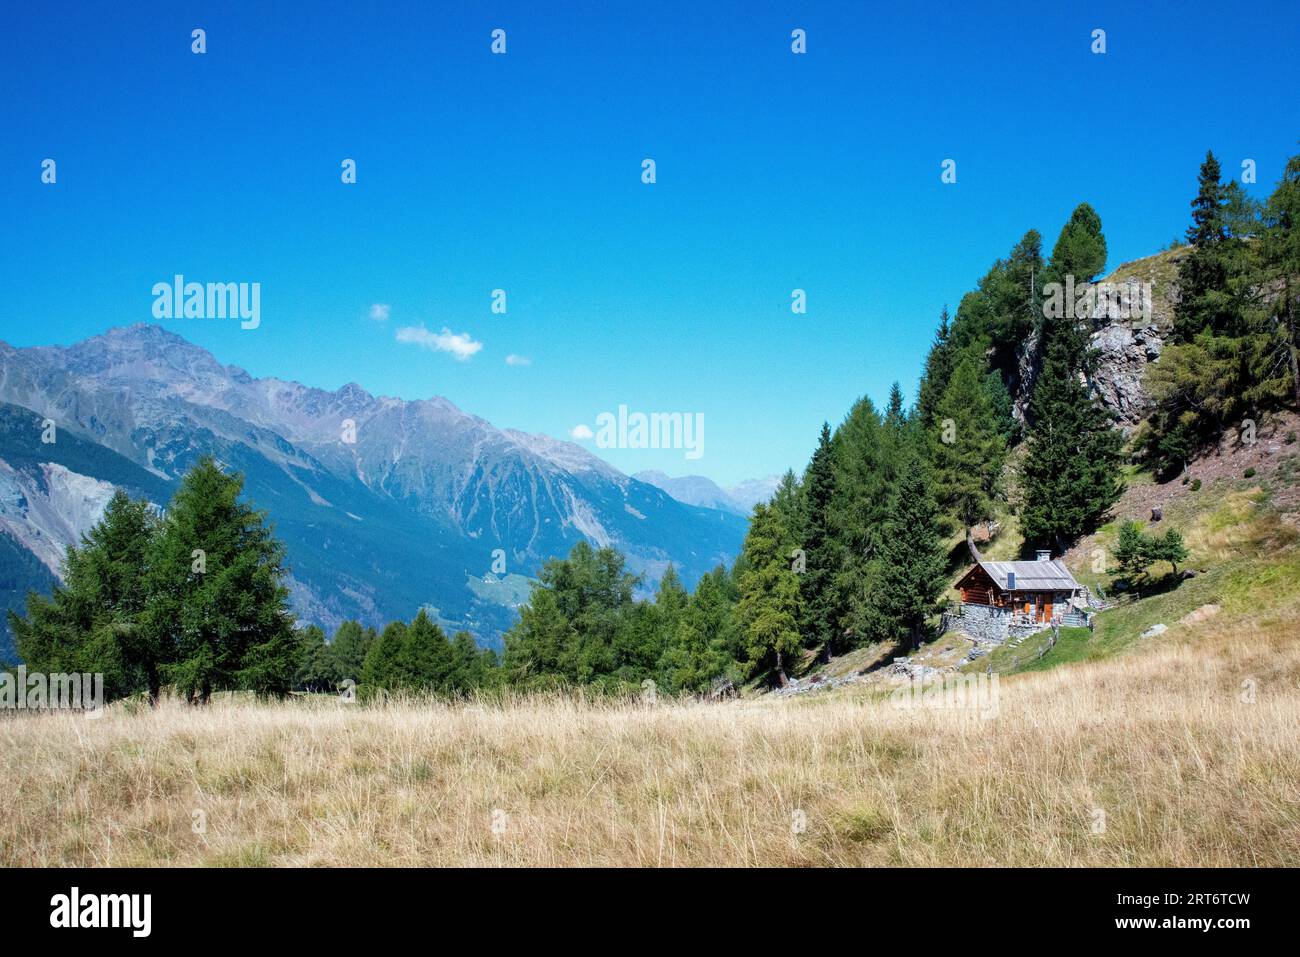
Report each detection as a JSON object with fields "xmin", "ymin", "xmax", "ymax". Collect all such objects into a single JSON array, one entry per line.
[
  {"xmin": 930, "ymin": 355, "xmax": 1007, "ymax": 560},
  {"xmin": 736, "ymin": 503, "xmax": 803, "ymax": 687}
]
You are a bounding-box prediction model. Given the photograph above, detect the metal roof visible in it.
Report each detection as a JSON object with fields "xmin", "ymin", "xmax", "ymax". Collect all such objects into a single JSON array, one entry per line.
[{"xmin": 975, "ymin": 559, "xmax": 1082, "ymax": 592}]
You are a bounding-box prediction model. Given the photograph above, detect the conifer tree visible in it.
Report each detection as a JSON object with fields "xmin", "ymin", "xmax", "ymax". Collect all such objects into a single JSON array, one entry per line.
[
  {"xmin": 930, "ymin": 355, "xmax": 1007, "ymax": 559},
  {"xmin": 1043, "ymin": 202, "xmax": 1108, "ymax": 288},
  {"xmin": 659, "ymin": 568, "xmax": 735, "ymax": 693},
  {"xmin": 884, "ymin": 382, "xmax": 906, "ymax": 432},
  {"xmin": 10, "ymin": 489, "xmax": 157, "ymax": 701},
  {"xmin": 144, "ymin": 458, "xmax": 299, "ymax": 702},
  {"xmin": 361, "ymin": 620, "xmax": 409, "ymax": 691},
  {"xmin": 799, "ymin": 423, "xmax": 840, "ymax": 652},
  {"xmin": 768, "ymin": 469, "xmax": 804, "ymax": 549},
  {"xmin": 916, "ymin": 307, "xmax": 956, "ymax": 430},
  {"xmin": 500, "ymin": 541, "xmax": 637, "ymax": 686},
  {"xmin": 827, "ymin": 399, "xmax": 886, "ymax": 639},
  {"xmin": 329, "ymin": 620, "xmax": 375, "ymax": 683},
  {"xmin": 1174, "ymin": 152, "xmax": 1229, "ymax": 342},
  {"xmin": 1113, "ymin": 521, "xmax": 1154, "ymax": 583},
  {"xmin": 736, "ymin": 503, "xmax": 803, "ymax": 686},
  {"xmin": 398, "ymin": 609, "xmax": 453, "ymax": 690},
  {"xmin": 1019, "ymin": 312, "xmax": 1125, "ymax": 550},
  {"xmin": 446, "ymin": 630, "xmax": 496, "ymax": 693},
  {"xmin": 862, "ymin": 455, "xmax": 948, "ymax": 650},
  {"xmin": 293, "ymin": 625, "xmax": 334, "ymax": 692},
  {"xmin": 652, "ymin": 565, "xmax": 689, "ymax": 658}
]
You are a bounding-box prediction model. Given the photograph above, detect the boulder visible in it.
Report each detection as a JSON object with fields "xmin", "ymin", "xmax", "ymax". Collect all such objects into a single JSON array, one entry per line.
[{"xmin": 1140, "ymin": 623, "xmax": 1168, "ymax": 639}]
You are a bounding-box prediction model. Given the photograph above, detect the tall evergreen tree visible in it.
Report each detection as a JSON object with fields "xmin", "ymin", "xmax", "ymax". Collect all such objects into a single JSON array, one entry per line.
[
  {"xmin": 916, "ymin": 307, "xmax": 956, "ymax": 430},
  {"xmin": 10, "ymin": 489, "xmax": 157, "ymax": 701},
  {"xmin": 294, "ymin": 625, "xmax": 335, "ymax": 692},
  {"xmin": 362, "ymin": 620, "xmax": 409, "ymax": 692},
  {"xmin": 768, "ymin": 469, "xmax": 804, "ymax": 549},
  {"xmin": 862, "ymin": 455, "xmax": 948, "ymax": 650},
  {"xmin": 659, "ymin": 567, "xmax": 736, "ymax": 694},
  {"xmin": 329, "ymin": 620, "xmax": 376, "ymax": 682},
  {"xmin": 145, "ymin": 457, "xmax": 299, "ymax": 702},
  {"xmin": 1019, "ymin": 312, "xmax": 1125, "ymax": 550},
  {"xmin": 501, "ymin": 541, "xmax": 639, "ymax": 687},
  {"xmin": 1174, "ymin": 151, "xmax": 1229, "ymax": 342},
  {"xmin": 1142, "ymin": 150, "xmax": 1294, "ymax": 473},
  {"xmin": 736, "ymin": 503, "xmax": 803, "ymax": 686},
  {"xmin": 827, "ymin": 398, "xmax": 887, "ymax": 642},
  {"xmin": 397, "ymin": 609, "xmax": 454, "ymax": 690},
  {"xmin": 930, "ymin": 355, "xmax": 1007, "ymax": 559},
  {"xmin": 446, "ymin": 630, "xmax": 497, "ymax": 694},
  {"xmin": 799, "ymin": 423, "xmax": 840, "ymax": 652},
  {"xmin": 1043, "ymin": 203, "xmax": 1108, "ymax": 288}
]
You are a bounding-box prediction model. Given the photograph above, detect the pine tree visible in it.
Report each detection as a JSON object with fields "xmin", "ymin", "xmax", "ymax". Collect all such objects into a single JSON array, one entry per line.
[
  {"xmin": 293, "ymin": 625, "xmax": 334, "ymax": 692},
  {"xmin": 446, "ymin": 630, "xmax": 496, "ymax": 694},
  {"xmin": 500, "ymin": 541, "xmax": 638, "ymax": 687},
  {"xmin": 145, "ymin": 457, "xmax": 297, "ymax": 702},
  {"xmin": 916, "ymin": 307, "xmax": 956, "ymax": 430},
  {"xmin": 1043, "ymin": 203, "xmax": 1108, "ymax": 288},
  {"xmin": 329, "ymin": 620, "xmax": 375, "ymax": 683},
  {"xmin": 862, "ymin": 455, "xmax": 948, "ymax": 651},
  {"xmin": 768, "ymin": 469, "xmax": 804, "ymax": 547},
  {"xmin": 659, "ymin": 568, "xmax": 735, "ymax": 694},
  {"xmin": 827, "ymin": 398, "xmax": 887, "ymax": 644},
  {"xmin": 393, "ymin": 609, "xmax": 453, "ymax": 691},
  {"xmin": 736, "ymin": 503, "xmax": 803, "ymax": 686},
  {"xmin": 361, "ymin": 620, "xmax": 408, "ymax": 692},
  {"xmin": 651, "ymin": 565, "xmax": 689, "ymax": 664},
  {"xmin": 1113, "ymin": 521, "xmax": 1153, "ymax": 582},
  {"xmin": 10, "ymin": 489, "xmax": 157, "ymax": 701},
  {"xmin": 1019, "ymin": 312, "xmax": 1125, "ymax": 551},
  {"xmin": 930, "ymin": 355, "xmax": 1007, "ymax": 559},
  {"xmin": 799, "ymin": 423, "xmax": 840, "ymax": 652},
  {"xmin": 1174, "ymin": 152, "xmax": 1229, "ymax": 342},
  {"xmin": 1148, "ymin": 529, "xmax": 1190, "ymax": 577}
]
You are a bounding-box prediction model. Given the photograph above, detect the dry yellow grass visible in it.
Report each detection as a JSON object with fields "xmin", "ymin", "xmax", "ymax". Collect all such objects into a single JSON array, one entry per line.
[{"xmin": 3, "ymin": 613, "xmax": 1298, "ymax": 867}]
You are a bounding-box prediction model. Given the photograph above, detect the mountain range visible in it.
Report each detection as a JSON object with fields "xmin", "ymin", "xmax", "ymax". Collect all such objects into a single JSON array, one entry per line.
[
  {"xmin": 0, "ymin": 324, "xmax": 749, "ymax": 658},
  {"xmin": 631, "ymin": 470, "xmax": 779, "ymax": 516}
]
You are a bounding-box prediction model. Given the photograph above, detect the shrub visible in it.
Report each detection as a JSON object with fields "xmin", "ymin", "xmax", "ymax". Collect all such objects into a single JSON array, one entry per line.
[{"xmin": 1244, "ymin": 467, "xmax": 1257, "ymax": 478}]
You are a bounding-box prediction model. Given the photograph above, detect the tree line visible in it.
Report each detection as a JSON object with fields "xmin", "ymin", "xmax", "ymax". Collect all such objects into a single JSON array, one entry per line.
[{"xmin": 1139, "ymin": 148, "xmax": 1300, "ymax": 476}]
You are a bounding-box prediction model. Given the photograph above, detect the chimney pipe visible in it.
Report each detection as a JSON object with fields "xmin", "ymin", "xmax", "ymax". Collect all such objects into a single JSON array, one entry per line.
[{"xmin": 1036, "ymin": 549, "xmax": 1051, "ymax": 562}]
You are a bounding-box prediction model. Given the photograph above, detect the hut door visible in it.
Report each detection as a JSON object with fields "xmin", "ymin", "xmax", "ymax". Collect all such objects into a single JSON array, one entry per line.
[{"xmin": 1034, "ymin": 594, "xmax": 1044, "ymax": 621}]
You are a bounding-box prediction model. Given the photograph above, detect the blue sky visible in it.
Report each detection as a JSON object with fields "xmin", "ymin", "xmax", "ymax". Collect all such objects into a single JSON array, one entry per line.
[{"xmin": 2, "ymin": 1, "xmax": 1297, "ymax": 485}]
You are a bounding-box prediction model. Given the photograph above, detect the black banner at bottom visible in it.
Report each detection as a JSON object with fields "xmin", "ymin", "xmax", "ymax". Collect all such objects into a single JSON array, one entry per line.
[{"xmin": 0, "ymin": 867, "xmax": 1282, "ymax": 944}]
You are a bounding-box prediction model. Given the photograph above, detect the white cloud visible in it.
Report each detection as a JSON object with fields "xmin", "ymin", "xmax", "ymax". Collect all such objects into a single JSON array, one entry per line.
[
  {"xmin": 368, "ymin": 303, "xmax": 391, "ymax": 322},
  {"xmin": 505, "ymin": 354, "xmax": 532, "ymax": 366},
  {"xmin": 570, "ymin": 424, "xmax": 594, "ymax": 440},
  {"xmin": 395, "ymin": 325, "xmax": 483, "ymax": 361}
]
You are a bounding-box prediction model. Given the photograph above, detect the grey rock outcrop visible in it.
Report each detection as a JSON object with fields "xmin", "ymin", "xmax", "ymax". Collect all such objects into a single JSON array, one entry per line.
[{"xmin": 1087, "ymin": 322, "xmax": 1165, "ymax": 430}]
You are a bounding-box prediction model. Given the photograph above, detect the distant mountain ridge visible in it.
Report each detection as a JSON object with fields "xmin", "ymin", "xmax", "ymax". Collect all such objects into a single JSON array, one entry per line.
[
  {"xmin": 633, "ymin": 470, "xmax": 780, "ymax": 516},
  {"xmin": 0, "ymin": 324, "xmax": 746, "ymax": 656}
]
